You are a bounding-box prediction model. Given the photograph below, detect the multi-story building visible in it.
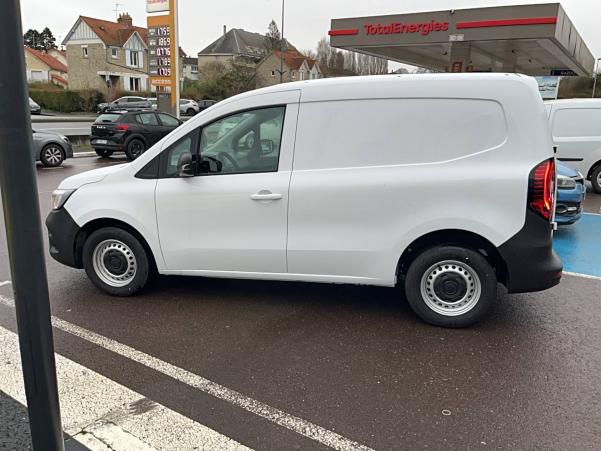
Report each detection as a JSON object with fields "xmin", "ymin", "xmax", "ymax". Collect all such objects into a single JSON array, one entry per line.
[
  {"xmin": 62, "ymin": 13, "xmax": 149, "ymax": 93},
  {"xmin": 198, "ymin": 28, "xmax": 270, "ymax": 70},
  {"xmin": 24, "ymin": 47, "xmax": 69, "ymax": 88},
  {"xmin": 182, "ymin": 57, "xmax": 199, "ymax": 81},
  {"xmin": 255, "ymin": 49, "xmax": 321, "ymax": 88}
]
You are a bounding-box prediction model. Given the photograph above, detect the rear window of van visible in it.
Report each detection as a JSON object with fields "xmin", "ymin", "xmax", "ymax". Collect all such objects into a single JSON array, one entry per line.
[
  {"xmin": 293, "ymin": 98, "xmax": 507, "ymax": 170},
  {"xmin": 552, "ymin": 108, "xmax": 601, "ymax": 138}
]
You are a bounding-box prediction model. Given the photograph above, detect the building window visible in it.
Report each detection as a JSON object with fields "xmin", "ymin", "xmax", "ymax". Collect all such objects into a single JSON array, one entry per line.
[
  {"xmin": 191, "ymin": 65, "xmax": 198, "ymax": 73},
  {"xmin": 129, "ymin": 77, "xmax": 141, "ymax": 91},
  {"xmin": 291, "ymin": 71, "xmax": 296, "ymax": 78},
  {"xmin": 111, "ymin": 48, "xmax": 118, "ymax": 59},
  {"xmin": 82, "ymin": 46, "xmax": 88, "ymax": 58},
  {"xmin": 271, "ymin": 70, "xmax": 276, "ymax": 77},
  {"xmin": 300, "ymin": 71, "xmax": 305, "ymax": 81},
  {"xmin": 129, "ymin": 51, "xmax": 139, "ymax": 67}
]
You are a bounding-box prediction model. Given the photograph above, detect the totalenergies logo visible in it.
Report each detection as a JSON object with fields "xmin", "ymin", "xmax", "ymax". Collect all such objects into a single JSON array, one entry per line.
[{"xmin": 364, "ymin": 21, "xmax": 449, "ymax": 36}]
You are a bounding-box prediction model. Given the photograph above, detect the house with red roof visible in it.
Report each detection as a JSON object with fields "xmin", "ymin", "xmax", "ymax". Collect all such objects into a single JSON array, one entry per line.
[
  {"xmin": 255, "ymin": 49, "xmax": 322, "ymax": 88},
  {"xmin": 25, "ymin": 46, "xmax": 69, "ymax": 88},
  {"xmin": 62, "ymin": 13, "xmax": 149, "ymax": 93}
]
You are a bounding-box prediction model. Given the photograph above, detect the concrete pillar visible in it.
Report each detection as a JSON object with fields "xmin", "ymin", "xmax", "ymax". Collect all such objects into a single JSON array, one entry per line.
[
  {"xmin": 449, "ymin": 42, "xmax": 471, "ymax": 72},
  {"xmin": 501, "ymin": 44, "xmax": 517, "ymax": 72}
]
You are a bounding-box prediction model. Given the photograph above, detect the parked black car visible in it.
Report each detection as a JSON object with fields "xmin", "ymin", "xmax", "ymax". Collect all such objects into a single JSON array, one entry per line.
[
  {"xmin": 91, "ymin": 110, "xmax": 182, "ymax": 161},
  {"xmin": 198, "ymin": 99, "xmax": 217, "ymax": 112}
]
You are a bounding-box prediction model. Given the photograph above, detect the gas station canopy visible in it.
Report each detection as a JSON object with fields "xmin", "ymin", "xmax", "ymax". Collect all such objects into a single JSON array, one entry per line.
[{"xmin": 329, "ymin": 3, "xmax": 594, "ymax": 76}]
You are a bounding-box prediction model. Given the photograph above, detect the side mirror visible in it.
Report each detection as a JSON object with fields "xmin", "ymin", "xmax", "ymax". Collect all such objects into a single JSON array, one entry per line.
[
  {"xmin": 177, "ymin": 152, "xmax": 194, "ymax": 177},
  {"xmin": 260, "ymin": 139, "xmax": 274, "ymax": 155}
]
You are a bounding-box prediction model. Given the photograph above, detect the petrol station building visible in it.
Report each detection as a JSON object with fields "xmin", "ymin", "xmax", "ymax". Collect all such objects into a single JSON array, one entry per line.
[{"xmin": 329, "ymin": 3, "xmax": 594, "ymax": 76}]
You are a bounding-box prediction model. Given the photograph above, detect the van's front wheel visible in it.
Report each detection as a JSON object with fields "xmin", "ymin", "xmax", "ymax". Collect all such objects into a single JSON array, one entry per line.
[
  {"xmin": 404, "ymin": 246, "xmax": 497, "ymax": 328},
  {"xmin": 82, "ymin": 227, "xmax": 150, "ymax": 296}
]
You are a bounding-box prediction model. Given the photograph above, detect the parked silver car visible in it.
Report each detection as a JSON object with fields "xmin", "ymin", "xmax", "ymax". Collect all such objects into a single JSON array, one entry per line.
[
  {"xmin": 97, "ymin": 96, "xmax": 152, "ymax": 113},
  {"xmin": 29, "ymin": 97, "xmax": 41, "ymax": 115},
  {"xmin": 33, "ymin": 129, "xmax": 73, "ymax": 167}
]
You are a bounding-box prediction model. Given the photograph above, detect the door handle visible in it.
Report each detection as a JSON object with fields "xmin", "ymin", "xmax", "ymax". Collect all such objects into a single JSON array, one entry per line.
[{"xmin": 251, "ymin": 191, "xmax": 282, "ymax": 201}]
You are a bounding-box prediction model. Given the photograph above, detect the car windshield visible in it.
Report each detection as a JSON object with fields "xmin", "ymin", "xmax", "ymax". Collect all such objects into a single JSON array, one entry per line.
[{"xmin": 95, "ymin": 114, "xmax": 122, "ymax": 123}]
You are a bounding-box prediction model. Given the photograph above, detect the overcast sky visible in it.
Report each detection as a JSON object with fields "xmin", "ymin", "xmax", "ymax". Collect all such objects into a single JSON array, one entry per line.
[{"xmin": 20, "ymin": 0, "xmax": 601, "ymax": 60}]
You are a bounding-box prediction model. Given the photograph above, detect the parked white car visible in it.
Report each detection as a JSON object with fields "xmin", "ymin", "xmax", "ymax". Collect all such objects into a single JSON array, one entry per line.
[
  {"xmin": 47, "ymin": 74, "xmax": 561, "ymax": 327},
  {"xmin": 180, "ymin": 99, "xmax": 200, "ymax": 116},
  {"xmin": 545, "ymin": 99, "xmax": 601, "ymax": 193}
]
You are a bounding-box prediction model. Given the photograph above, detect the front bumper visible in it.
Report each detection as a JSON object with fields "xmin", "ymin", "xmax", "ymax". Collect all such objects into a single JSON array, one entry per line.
[
  {"xmin": 91, "ymin": 137, "xmax": 124, "ymax": 152},
  {"xmin": 64, "ymin": 141, "xmax": 74, "ymax": 158},
  {"xmin": 555, "ymin": 183, "xmax": 586, "ymax": 225},
  {"xmin": 498, "ymin": 210, "xmax": 563, "ymax": 293},
  {"xmin": 46, "ymin": 208, "xmax": 83, "ymax": 268}
]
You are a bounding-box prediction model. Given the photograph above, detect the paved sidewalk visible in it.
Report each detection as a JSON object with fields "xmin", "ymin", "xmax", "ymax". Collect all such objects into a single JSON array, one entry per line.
[{"xmin": 0, "ymin": 390, "xmax": 31, "ymax": 450}]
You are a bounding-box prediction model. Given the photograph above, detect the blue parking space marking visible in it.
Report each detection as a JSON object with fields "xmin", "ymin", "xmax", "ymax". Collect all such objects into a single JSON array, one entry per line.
[{"xmin": 553, "ymin": 213, "xmax": 601, "ymax": 277}]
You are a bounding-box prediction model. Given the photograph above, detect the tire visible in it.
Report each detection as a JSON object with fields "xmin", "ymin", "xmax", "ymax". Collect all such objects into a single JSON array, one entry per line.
[
  {"xmin": 40, "ymin": 144, "xmax": 65, "ymax": 167},
  {"xmin": 82, "ymin": 227, "xmax": 151, "ymax": 296},
  {"xmin": 591, "ymin": 165, "xmax": 601, "ymax": 194},
  {"xmin": 186, "ymin": 108, "xmax": 196, "ymax": 116},
  {"xmin": 404, "ymin": 246, "xmax": 497, "ymax": 328},
  {"xmin": 95, "ymin": 149, "xmax": 114, "ymax": 158},
  {"xmin": 125, "ymin": 138, "xmax": 146, "ymax": 161}
]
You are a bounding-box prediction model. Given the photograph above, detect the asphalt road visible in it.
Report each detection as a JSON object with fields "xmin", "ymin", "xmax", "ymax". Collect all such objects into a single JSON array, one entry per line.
[{"xmin": 1, "ymin": 157, "xmax": 601, "ymax": 450}]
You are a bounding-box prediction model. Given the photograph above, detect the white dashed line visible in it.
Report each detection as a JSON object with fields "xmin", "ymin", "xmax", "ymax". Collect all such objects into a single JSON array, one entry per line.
[
  {"xmin": 0, "ymin": 324, "xmax": 249, "ymax": 451},
  {"xmin": 0, "ymin": 281, "xmax": 11, "ymax": 287},
  {"xmin": 0, "ymin": 295, "xmax": 373, "ymax": 451}
]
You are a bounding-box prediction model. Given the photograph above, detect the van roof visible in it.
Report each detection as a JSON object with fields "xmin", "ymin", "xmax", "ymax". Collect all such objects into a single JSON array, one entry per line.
[
  {"xmin": 544, "ymin": 98, "xmax": 601, "ymax": 107},
  {"xmin": 220, "ymin": 73, "xmax": 535, "ymax": 106}
]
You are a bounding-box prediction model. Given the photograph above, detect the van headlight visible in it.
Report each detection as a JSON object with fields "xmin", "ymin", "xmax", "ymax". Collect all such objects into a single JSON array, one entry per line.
[
  {"xmin": 51, "ymin": 189, "xmax": 76, "ymax": 210},
  {"xmin": 557, "ymin": 175, "xmax": 576, "ymax": 190}
]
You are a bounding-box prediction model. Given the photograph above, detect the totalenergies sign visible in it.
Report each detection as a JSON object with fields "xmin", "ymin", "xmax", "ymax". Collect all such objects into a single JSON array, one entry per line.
[
  {"xmin": 146, "ymin": 0, "xmax": 169, "ymax": 13},
  {"xmin": 364, "ymin": 21, "xmax": 449, "ymax": 36}
]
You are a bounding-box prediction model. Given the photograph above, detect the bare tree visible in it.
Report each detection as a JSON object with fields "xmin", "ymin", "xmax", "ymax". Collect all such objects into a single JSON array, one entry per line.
[
  {"xmin": 264, "ymin": 20, "xmax": 282, "ymax": 52},
  {"xmin": 316, "ymin": 37, "xmax": 331, "ymax": 68}
]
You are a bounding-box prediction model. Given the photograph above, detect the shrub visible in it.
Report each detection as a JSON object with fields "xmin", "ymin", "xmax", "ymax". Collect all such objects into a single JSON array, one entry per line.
[
  {"xmin": 29, "ymin": 89, "xmax": 82, "ymax": 113},
  {"xmin": 28, "ymin": 89, "xmax": 107, "ymax": 113}
]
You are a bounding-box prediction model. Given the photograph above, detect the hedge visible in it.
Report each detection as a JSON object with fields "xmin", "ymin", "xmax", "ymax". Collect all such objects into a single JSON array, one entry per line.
[{"xmin": 29, "ymin": 89, "xmax": 106, "ymax": 113}]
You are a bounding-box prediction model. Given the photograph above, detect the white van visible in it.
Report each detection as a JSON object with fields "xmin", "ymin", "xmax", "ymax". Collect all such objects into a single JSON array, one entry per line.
[
  {"xmin": 47, "ymin": 74, "xmax": 561, "ymax": 327},
  {"xmin": 545, "ymin": 99, "xmax": 601, "ymax": 193}
]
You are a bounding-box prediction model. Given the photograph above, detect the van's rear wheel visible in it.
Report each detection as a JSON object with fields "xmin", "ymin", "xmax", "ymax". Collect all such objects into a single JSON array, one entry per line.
[
  {"xmin": 404, "ymin": 246, "xmax": 497, "ymax": 328},
  {"xmin": 83, "ymin": 227, "xmax": 150, "ymax": 296},
  {"xmin": 591, "ymin": 165, "xmax": 601, "ymax": 194}
]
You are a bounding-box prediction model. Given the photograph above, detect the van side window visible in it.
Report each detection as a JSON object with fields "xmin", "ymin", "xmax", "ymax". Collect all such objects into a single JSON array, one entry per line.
[
  {"xmin": 198, "ymin": 106, "xmax": 285, "ymax": 175},
  {"xmin": 552, "ymin": 108, "xmax": 601, "ymax": 137},
  {"xmin": 160, "ymin": 129, "xmax": 200, "ymax": 178}
]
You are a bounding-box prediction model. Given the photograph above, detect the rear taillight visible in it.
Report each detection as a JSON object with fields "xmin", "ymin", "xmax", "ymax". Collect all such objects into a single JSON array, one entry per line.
[
  {"xmin": 528, "ymin": 158, "xmax": 556, "ymax": 221},
  {"xmin": 116, "ymin": 124, "xmax": 130, "ymax": 132}
]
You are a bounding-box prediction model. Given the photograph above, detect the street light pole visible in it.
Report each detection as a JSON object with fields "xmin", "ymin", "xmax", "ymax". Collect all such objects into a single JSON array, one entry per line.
[
  {"xmin": 592, "ymin": 58, "xmax": 601, "ymax": 98},
  {"xmin": 279, "ymin": 0, "xmax": 285, "ymax": 84},
  {"xmin": 0, "ymin": 1, "xmax": 64, "ymax": 449}
]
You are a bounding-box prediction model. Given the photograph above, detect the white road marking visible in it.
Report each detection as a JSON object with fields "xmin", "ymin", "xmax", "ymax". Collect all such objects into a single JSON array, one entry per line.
[
  {"xmin": 0, "ymin": 295, "xmax": 373, "ymax": 451},
  {"xmin": 564, "ymin": 271, "xmax": 601, "ymax": 282},
  {"xmin": 0, "ymin": 324, "xmax": 250, "ymax": 451},
  {"xmin": 0, "ymin": 280, "xmax": 11, "ymax": 287}
]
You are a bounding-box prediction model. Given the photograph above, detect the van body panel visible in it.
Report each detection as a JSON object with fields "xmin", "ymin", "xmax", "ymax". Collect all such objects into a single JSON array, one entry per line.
[
  {"xmin": 52, "ymin": 74, "xmax": 559, "ymax": 295},
  {"xmin": 546, "ymin": 99, "xmax": 601, "ymax": 176}
]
